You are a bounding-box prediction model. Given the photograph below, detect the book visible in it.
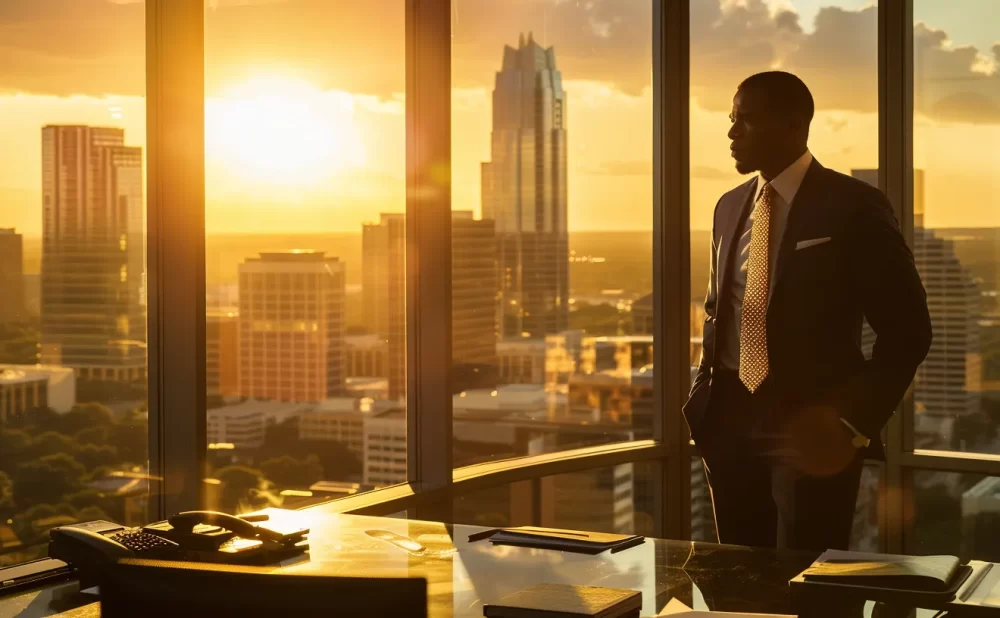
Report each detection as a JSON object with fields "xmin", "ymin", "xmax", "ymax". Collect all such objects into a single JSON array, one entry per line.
[
  {"xmin": 801, "ymin": 550, "xmax": 962, "ymax": 592},
  {"xmin": 470, "ymin": 526, "xmax": 645, "ymax": 555},
  {"xmin": 484, "ymin": 583, "xmax": 641, "ymax": 618}
]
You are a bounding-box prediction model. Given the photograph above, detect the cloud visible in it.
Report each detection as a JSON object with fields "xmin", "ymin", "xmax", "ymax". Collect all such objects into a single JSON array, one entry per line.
[
  {"xmin": 579, "ymin": 160, "xmax": 651, "ymax": 176},
  {"xmin": 2, "ymin": 0, "xmax": 1000, "ymax": 124}
]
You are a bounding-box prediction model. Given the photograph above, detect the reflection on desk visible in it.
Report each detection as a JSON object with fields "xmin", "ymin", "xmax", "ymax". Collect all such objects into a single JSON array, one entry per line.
[{"xmin": 2, "ymin": 507, "xmax": 820, "ymax": 618}]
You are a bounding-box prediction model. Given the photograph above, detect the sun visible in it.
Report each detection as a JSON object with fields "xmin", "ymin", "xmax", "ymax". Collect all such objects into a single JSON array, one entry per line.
[{"xmin": 206, "ymin": 75, "xmax": 367, "ymax": 189}]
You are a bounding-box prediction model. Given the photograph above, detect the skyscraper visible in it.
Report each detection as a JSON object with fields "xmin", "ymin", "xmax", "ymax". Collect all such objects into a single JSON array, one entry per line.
[
  {"xmin": 452, "ymin": 211, "xmax": 498, "ymax": 393},
  {"xmin": 362, "ymin": 213, "xmax": 406, "ymax": 400},
  {"xmin": 41, "ymin": 126, "xmax": 145, "ymax": 382},
  {"xmin": 0, "ymin": 229, "xmax": 25, "ymax": 324},
  {"xmin": 237, "ymin": 251, "xmax": 345, "ymax": 403},
  {"xmin": 482, "ymin": 33, "xmax": 569, "ymax": 339},
  {"xmin": 206, "ymin": 308, "xmax": 239, "ymax": 400},
  {"xmin": 852, "ymin": 169, "xmax": 980, "ymax": 448}
]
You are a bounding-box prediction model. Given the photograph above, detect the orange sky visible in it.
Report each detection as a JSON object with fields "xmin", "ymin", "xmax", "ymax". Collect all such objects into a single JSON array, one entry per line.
[{"xmin": 0, "ymin": 0, "xmax": 997, "ymax": 236}]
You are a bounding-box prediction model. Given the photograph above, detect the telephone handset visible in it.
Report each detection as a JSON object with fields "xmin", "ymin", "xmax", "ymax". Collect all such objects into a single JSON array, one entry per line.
[{"xmin": 167, "ymin": 511, "xmax": 260, "ymax": 538}]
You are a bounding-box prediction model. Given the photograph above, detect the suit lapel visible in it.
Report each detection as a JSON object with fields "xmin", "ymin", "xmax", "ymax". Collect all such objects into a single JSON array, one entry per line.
[
  {"xmin": 717, "ymin": 177, "xmax": 758, "ymax": 310},
  {"xmin": 771, "ymin": 159, "xmax": 825, "ymax": 296}
]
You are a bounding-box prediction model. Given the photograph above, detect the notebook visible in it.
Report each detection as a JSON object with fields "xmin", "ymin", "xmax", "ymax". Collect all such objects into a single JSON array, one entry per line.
[
  {"xmin": 801, "ymin": 550, "xmax": 962, "ymax": 592},
  {"xmin": 484, "ymin": 583, "xmax": 641, "ymax": 618},
  {"xmin": 470, "ymin": 526, "xmax": 645, "ymax": 555}
]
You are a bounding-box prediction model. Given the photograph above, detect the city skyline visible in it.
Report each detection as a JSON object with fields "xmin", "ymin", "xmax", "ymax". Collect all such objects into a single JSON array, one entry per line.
[{"xmin": 2, "ymin": 2, "xmax": 1000, "ymax": 235}]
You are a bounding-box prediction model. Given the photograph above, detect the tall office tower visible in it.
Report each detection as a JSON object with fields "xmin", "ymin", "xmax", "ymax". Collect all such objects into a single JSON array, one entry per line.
[
  {"xmin": 0, "ymin": 229, "xmax": 25, "ymax": 324},
  {"xmin": 452, "ymin": 211, "xmax": 498, "ymax": 393},
  {"xmin": 482, "ymin": 33, "xmax": 569, "ymax": 339},
  {"xmin": 237, "ymin": 252, "xmax": 345, "ymax": 403},
  {"xmin": 40, "ymin": 126, "xmax": 145, "ymax": 382},
  {"xmin": 852, "ymin": 170, "xmax": 980, "ymax": 448},
  {"xmin": 206, "ymin": 308, "xmax": 239, "ymax": 399},
  {"xmin": 362, "ymin": 213, "xmax": 406, "ymax": 400}
]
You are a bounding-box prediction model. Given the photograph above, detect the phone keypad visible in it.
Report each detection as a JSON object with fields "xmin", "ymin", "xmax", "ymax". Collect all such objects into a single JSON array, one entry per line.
[{"xmin": 111, "ymin": 529, "xmax": 177, "ymax": 554}]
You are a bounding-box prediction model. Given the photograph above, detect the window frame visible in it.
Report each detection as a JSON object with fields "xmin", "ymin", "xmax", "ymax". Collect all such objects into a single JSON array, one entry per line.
[{"xmin": 141, "ymin": 0, "xmax": 1000, "ymax": 548}]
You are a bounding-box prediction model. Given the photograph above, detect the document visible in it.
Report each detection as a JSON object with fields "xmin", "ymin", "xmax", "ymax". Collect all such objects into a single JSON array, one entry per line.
[{"xmin": 657, "ymin": 598, "xmax": 796, "ymax": 618}]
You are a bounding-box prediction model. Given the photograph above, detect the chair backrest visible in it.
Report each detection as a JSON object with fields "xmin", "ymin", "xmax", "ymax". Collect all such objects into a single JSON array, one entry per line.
[{"xmin": 99, "ymin": 558, "xmax": 428, "ymax": 618}]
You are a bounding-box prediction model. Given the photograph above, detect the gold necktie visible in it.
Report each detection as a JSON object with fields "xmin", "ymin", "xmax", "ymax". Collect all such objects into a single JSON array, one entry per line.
[{"xmin": 739, "ymin": 182, "xmax": 776, "ymax": 393}]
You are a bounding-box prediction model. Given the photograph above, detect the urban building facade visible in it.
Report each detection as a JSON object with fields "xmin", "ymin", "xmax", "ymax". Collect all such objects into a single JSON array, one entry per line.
[
  {"xmin": 452, "ymin": 211, "xmax": 499, "ymax": 393},
  {"xmin": 482, "ymin": 33, "xmax": 569, "ymax": 339},
  {"xmin": 237, "ymin": 251, "xmax": 345, "ymax": 403},
  {"xmin": 40, "ymin": 126, "xmax": 145, "ymax": 381},
  {"xmin": 362, "ymin": 213, "xmax": 406, "ymax": 400},
  {"xmin": 206, "ymin": 308, "xmax": 239, "ymax": 399},
  {"xmin": 0, "ymin": 229, "xmax": 24, "ymax": 324}
]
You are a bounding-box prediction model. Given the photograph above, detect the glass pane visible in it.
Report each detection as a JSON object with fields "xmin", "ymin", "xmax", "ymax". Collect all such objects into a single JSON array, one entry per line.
[
  {"xmin": 690, "ymin": 456, "xmax": 883, "ymax": 551},
  {"xmin": 908, "ymin": 470, "xmax": 1000, "ymax": 562},
  {"xmin": 910, "ymin": 2, "xmax": 1000, "ymax": 454},
  {"xmin": 0, "ymin": 3, "xmax": 149, "ymax": 565},
  {"xmin": 453, "ymin": 463, "xmax": 656, "ymax": 536},
  {"xmin": 203, "ymin": 2, "xmax": 405, "ymax": 513},
  {"xmin": 450, "ymin": 0, "xmax": 654, "ymax": 467}
]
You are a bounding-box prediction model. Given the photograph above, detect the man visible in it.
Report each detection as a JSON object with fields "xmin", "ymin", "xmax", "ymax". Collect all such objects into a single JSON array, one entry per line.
[{"xmin": 684, "ymin": 71, "xmax": 931, "ymax": 551}]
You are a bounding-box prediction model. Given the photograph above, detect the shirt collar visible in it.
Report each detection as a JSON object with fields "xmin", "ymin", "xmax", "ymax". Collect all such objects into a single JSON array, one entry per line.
[{"xmin": 754, "ymin": 150, "xmax": 813, "ymax": 204}]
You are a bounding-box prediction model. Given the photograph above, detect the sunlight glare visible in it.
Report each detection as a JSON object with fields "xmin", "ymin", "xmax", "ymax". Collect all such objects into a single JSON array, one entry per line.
[{"xmin": 207, "ymin": 75, "xmax": 367, "ymax": 189}]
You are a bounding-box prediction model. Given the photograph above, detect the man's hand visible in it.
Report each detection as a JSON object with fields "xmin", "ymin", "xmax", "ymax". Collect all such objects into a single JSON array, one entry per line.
[{"xmin": 766, "ymin": 403, "xmax": 858, "ymax": 477}]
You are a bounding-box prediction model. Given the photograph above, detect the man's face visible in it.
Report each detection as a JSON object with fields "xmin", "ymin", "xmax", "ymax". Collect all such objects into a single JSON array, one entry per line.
[{"xmin": 727, "ymin": 88, "xmax": 788, "ymax": 175}]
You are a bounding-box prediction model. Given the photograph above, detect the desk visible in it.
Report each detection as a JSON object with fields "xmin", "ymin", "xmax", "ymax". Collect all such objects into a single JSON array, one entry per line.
[{"xmin": 3, "ymin": 508, "xmax": 822, "ymax": 617}]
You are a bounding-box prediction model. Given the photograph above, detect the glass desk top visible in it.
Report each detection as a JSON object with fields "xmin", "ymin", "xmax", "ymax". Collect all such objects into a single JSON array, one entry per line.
[{"xmin": 3, "ymin": 508, "xmax": 822, "ymax": 617}]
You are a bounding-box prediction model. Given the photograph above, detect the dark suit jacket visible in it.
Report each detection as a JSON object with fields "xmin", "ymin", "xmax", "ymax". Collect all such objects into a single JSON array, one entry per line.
[{"xmin": 683, "ymin": 159, "xmax": 932, "ymax": 459}]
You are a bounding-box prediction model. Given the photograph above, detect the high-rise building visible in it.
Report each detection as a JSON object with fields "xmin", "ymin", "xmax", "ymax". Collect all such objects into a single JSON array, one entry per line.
[
  {"xmin": 0, "ymin": 229, "xmax": 25, "ymax": 324},
  {"xmin": 852, "ymin": 169, "xmax": 980, "ymax": 448},
  {"xmin": 237, "ymin": 251, "xmax": 345, "ymax": 403},
  {"xmin": 206, "ymin": 308, "xmax": 239, "ymax": 399},
  {"xmin": 362, "ymin": 213, "xmax": 406, "ymax": 400},
  {"xmin": 40, "ymin": 126, "xmax": 145, "ymax": 382},
  {"xmin": 366, "ymin": 211, "xmax": 501, "ymax": 398},
  {"xmin": 482, "ymin": 33, "xmax": 569, "ymax": 339},
  {"xmin": 452, "ymin": 211, "xmax": 498, "ymax": 393}
]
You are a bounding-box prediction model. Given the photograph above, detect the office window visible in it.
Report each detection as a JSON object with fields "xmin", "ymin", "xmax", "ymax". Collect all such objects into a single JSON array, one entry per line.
[
  {"xmin": 203, "ymin": 1, "xmax": 405, "ymax": 513},
  {"xmin": 911, "ymin": 2, "xmax": 1000, "ymax": 455},
  {"xmin": 453, "ymin": 463, "xmax": 655, "ymax": 536},
  {"xmin": 688, "ymin": 0, "xmax": 879, "ymax": 544},
  {"xmin": 0, "ymin": 2, "xmax": 148, "ymax": 566},
  {"xmin": 450, "ymin": 0, "xmax": 654, "ymax": 468},
  {"xmin": 908, "ymin": 471, "xmax": 1000, "ymax": 562}
]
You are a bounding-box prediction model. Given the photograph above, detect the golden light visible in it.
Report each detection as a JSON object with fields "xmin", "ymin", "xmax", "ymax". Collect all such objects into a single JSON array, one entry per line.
[{"xmin": 206, "ymin": 75, "xmax": 367, "ymax": 188}]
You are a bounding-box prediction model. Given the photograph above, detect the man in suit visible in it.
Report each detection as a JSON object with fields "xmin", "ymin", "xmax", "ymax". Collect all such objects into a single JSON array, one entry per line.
[{"xmin": 684, "ymin": 71, "xmax": 932, "ymax": 551}]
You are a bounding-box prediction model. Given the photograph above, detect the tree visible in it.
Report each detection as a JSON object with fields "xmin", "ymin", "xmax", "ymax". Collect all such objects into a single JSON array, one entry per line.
[
  {"xmin": 76, "ymin": 444, "xmax": 120, "ymax": 471},
  {"xmin": 0, "ymin": 471, "xmax": 14, "ymax": 513},
  {"xmin": 0, "ymin": 321, "xmax": 40, "ymax": 365},
  {"xmin": 45, "ymin": 403, "xmax": 114, "ymax": 436},
  {"xmin": 260, "ymin": 455, "xmax": 323, "ymax": 490},
  {"xmin": 75, "ymin": 425, "xmax": 111, "ymax": 446},
  {"xmin": 0, "ymin": 429, "xmax": 31, "ymax": 474},
  {"xmin": 110, "ymin": 410, "xmax": 147, "ymax": 464},
  {"xmin": 12, "ymin": 453, "xmax": 86, "ymax": 507},
  {"xmin": 214, "ymin": 466, "xmax": 266, "ymax": 513},
  {"xmin": 24, "ymin": 431, "xmax": 78, "ymax": 461}
]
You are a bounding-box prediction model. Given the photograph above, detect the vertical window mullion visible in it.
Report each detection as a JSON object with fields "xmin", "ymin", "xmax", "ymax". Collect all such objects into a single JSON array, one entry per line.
[
  {"xmin": 146, "ymin": 0, "xmax": 207, "ymax": 520},
  {"xmin": 406, "ymin": 0, "xmax": 453, "ymax": 512},
  {"xmin": 877, "ymin": 0, "xmax": 914, "ymax": 555},
  {"xmin": 653, "ymin": 0, "xmax": 691, "ymax": 541}
]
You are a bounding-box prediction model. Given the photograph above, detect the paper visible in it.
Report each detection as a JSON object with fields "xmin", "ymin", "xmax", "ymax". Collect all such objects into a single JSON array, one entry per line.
[{"xmin": 656, "ymin": 597, "xmax": 797, "ymax": 618}]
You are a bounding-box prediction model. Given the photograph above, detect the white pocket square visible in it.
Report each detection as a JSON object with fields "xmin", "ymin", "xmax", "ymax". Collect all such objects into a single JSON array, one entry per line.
[{"xmin": 795, "ymin": 237, "xmax": 832, "ymax": 250}]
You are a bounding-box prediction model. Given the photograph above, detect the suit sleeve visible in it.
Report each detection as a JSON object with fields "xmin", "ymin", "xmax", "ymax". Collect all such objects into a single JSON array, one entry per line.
[
  {"xmin": 688, "ymin": 199, "xmax": 721, "ymax": 400},
  {"xmin": 834, "ymin": 189, "xmax": 932, "ymax": 439}
]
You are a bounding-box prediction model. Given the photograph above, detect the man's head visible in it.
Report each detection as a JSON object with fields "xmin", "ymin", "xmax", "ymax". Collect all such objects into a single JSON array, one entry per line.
[{"xmin": 728, "ymin": 71, "xmax": 813, "ymax": 177}]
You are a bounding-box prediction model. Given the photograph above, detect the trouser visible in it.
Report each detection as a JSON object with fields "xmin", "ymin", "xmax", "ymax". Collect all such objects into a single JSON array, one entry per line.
[{"xmin": 698, "ymin": 370, "xmax": 864, "ymax": 552}]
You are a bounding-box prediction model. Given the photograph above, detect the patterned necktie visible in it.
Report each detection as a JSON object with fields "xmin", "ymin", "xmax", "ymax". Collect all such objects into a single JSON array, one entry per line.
[{"xmin": 739, "ymin": 182, "xmax": 776, "ymax": 393}]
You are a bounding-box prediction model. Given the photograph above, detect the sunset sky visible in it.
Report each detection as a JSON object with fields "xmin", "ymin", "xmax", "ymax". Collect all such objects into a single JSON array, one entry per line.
[{"xmin": 0, "ymin": 0, "xmax": 997, "ymax": 237}]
